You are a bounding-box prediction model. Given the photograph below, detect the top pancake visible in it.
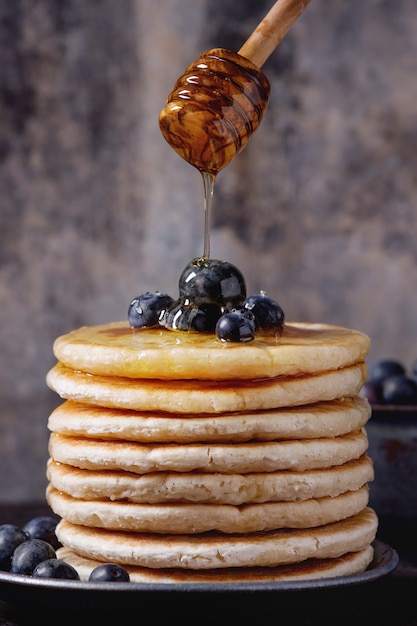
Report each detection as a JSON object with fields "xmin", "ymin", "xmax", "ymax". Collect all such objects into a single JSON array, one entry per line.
[{"xmin": 52, "ymin": 321, "xmax": 370, "ymax": 381}]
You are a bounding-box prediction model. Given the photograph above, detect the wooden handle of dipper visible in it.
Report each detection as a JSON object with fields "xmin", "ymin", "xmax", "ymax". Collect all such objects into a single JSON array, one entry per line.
[{"xmin": 238, "ymin": 0, "xmax": 311, "ymax": 68}]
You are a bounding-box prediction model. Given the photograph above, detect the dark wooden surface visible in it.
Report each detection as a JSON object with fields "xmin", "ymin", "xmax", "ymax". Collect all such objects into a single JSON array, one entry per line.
[{"xmin": 0, "ymin": 504, "xmax": 416, "ymax": 625}]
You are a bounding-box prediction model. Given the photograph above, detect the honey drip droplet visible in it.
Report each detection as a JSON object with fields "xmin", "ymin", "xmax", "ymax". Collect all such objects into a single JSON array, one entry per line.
[{"xmin": 201, "ymin": 171, "xmax": 215, "ymax": 260}]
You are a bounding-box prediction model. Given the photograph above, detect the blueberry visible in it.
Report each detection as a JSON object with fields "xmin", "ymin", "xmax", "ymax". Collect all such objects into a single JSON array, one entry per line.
[
  {"xmin": 369, "ymin": 360, "xmax": 406, "ymax": 385},
  {"xmin": 359, "ymin": 380, "xmax": 383, "ymax": 405},
  {"xmin": 22, "ymin": 516, "xmax": 60, "ymax": 550},
  {"xmin": 10, "ymin": 538, "xmax": 56, "ymax": 575},
  {"xmin": 33, "ymin": 558, "xmax": 80, "ymax": 580},
  {"xmin": 0, "ymin": 524, "xmax": 28, "ymax": 571},
  {"xmin": 382, "ymin": 375, "xmax": 417, "ymax": 405},
  {"xmin": 190, "ymin": 303, "xmax": 223, "ymax": 332},
  {"xmin": 242, "ymin": 293, "xmax": 285, "ymax": 330},
  {"xmin": 215, "ymin": 310, "xmax": 256, "ymax": 343},
  {"xmin": 128, "ymin": 291, "xmax": 174, "ymax": 328},
  {"xmin": 179, "ymin": 258, "xmax": 246, "ymax": 306},
  {"xmin": 161, "ymin": 299, "xmax": 222, "ymax": 332},
  {"xmin": 88, "ymin": 563, "xmax": 130, "ymax": 583}
]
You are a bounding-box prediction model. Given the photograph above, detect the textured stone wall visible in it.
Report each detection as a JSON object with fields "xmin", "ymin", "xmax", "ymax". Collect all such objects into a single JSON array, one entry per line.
[{"xmin": 0, "ymin": 0, "xmax": 416, "ymax": 502}]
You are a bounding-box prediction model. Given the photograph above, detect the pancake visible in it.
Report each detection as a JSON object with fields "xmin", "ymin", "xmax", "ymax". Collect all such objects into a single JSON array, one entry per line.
[
  {"xmin": 54, "ymin": 507, "xmax": 378, "ymax": 569},
  {"xmin": 46, "ymin": 455, "xmax": 374, "ymax": 505},
  {"xmin": 47, "ymin": 396, "xmax": 371, "ymax": 443},
  {"xmin": 46, "ymin": 362, "xmax": 367, "ymax": 414},
  {"xmin": 46, "ymin": 484, "xmax": 370, "ymax": 534},
  {"xmin": 46, "ymin": 315, "xmax": 375, "ymax": 582},
  {"xmin": 57, "ymin": 544, "xmax": 374, "ymax": 583},
  {"xmin": 48, "ymin": 429, "xmax": 369, "ymax": 474},
  {"xmin": 52, "ymin": 321, "xmax": 370, "ymax": 380}
]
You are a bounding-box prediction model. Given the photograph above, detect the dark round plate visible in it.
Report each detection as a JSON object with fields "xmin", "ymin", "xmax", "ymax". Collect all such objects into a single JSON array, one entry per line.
[{"xmin": 0, "ymin": 540, "xmax": 398, "ymax": 617}]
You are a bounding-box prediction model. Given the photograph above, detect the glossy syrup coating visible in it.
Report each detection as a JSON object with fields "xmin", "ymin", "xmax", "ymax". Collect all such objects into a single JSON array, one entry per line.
[
  {"xmin": 126, "ymin": 258, "xmax": 285, "ymax": 341},
  {"xmin": 178, "ymin": 257, "xmax": 246, "ymax": 306},
  {"xmin": 159, "ymin": 48, "xmax": 270, "ymax": 175}
]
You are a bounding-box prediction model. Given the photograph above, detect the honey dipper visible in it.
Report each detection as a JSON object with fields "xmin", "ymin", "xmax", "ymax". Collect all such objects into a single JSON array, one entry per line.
[{"xmin": 159, "ymin": 0, "xmax": 311, "ymax": 175}]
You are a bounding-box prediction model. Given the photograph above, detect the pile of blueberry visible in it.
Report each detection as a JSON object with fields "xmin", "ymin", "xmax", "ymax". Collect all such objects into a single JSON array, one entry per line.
[
  {"xmin": 360, "ymin": 359, "xmax": 417, "ymax": 406},
  {"xmin": 0, "ymin": 516, "xmax": 130, "ymax": 582},
  {"xmin": 128, "ymin": 257, "xmax": 285, "ymax": 342}
]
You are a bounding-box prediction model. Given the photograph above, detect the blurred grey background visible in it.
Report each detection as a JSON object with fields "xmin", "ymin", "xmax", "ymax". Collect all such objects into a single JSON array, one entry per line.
[{"xmin": 0, "ymin": 0, "xmax": 416, "ymax": 503}]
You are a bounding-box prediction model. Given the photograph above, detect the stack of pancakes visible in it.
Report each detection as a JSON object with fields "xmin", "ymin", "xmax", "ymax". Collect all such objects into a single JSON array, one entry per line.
[{"xmin": 45, "ymin": 320, "xmax": 378, "ymax": 582}]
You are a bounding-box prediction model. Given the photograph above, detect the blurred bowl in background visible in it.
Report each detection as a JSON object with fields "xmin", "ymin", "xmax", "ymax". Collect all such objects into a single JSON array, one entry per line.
[{"xmin": 367, "ymin": 406, "xmax": 417, "ymax": 520}]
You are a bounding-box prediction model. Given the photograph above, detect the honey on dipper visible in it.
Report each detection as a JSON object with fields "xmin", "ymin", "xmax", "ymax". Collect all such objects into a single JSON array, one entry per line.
[
  {"xmin": 158, "ymin": 48, "xmax": 270, "ymax": 176},
  {"xmin": 159, "ymin": 0, "xmax": 311, "ymax": 176}
]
